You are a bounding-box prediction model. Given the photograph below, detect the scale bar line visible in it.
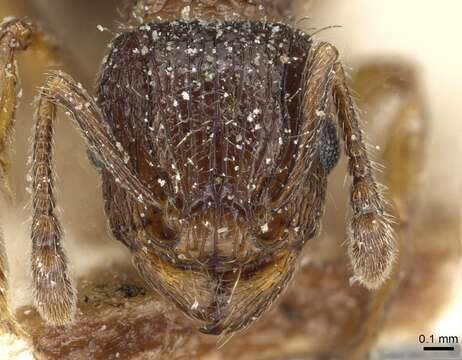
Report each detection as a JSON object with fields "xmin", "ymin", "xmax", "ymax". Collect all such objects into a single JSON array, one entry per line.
[{"xmin": 423, "ymin": 346, "xmax": 455, "ymax": 351}]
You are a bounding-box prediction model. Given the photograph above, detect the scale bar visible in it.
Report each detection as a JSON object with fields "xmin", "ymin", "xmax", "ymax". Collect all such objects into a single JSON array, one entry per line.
[{"xmin": 423, "ymin": 346, "xmax": 455, "ymax": 351}]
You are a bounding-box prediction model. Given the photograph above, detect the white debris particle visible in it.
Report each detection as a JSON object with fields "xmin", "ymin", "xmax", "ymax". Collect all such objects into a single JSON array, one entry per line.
[
  {"xmin": 173, "ymin": 99, "xmax": 178, "ymax": 107},
  {"xmin": 261, "ymin": 223, "xmax": 269, "ymax": 233},
  {"xmin": 177, "ymin": 131, "xmax": 192, "ymax": 147},
  {"xmin": 186, "ymin": 47, "xmax": 198, "ymax": 55},
  {"xmin": 191, "ymin": 299, "xmax": 199, "ymax": 310},
  {"xmin": 218, "ymin": 227, "xmax": 228, "ymax": 234},
  {"xmin": 96, "ymin": 25, "xmax": 105, "ymax": 32},
  {"xmin": 280, "ymin": 54, "xmax": 290, "ymax": 64},
  {"xmin": 141, "ymin": 46, "xmax": 149, "ymax": 55},
  {"xmin": 123, "ymin": 154, "xmax": 130, "ymax": 164},
  {"xmin": 181, "ymin": 91, "xmax": 190, "ymax": 100},
  {"xmin": 265, "ymin": 158, "xmax": 271, "ymax": 164},
  {"xmin": 115, "ymin": 142, "xmax": 124, "ymax": 152},
  {"xmin": 152, "ymin": 30, "xmax": 159, "ymax": 41},
  {"xmin": 157, "ymin": 178, "xmax": 166, "ymax": 187},
  {"xmin": 316, "ymin": 110, "xmax": 326, "ymax": 117},
  {"xmin": 205, "ymin": 72, "xmax": 215, "ymax": 81},
  {"xmin": 351, "ymin": 134, "xmax": 357, "ymax": 141},
  {"xmin": 181, "ymin": 5, "xmax": 191, "ymax": 19}
]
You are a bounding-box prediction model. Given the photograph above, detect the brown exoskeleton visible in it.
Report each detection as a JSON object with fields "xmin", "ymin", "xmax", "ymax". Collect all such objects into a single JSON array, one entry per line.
[{"xmin": 0, "ymin": 0, "xmax": 428, "ymax": 358}]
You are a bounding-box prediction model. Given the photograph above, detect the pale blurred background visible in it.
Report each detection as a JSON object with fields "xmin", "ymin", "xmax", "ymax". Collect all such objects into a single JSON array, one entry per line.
[
  {"xmin": 305, "ymin": 0, "xmax": 462, "ymax": 342},
  {"xmin": 0, "ymin": 0, "xmax": 461, "ymax": 358},
  {"xmin": 303, "ymin": 2, "xmax": 462, "ymax": 355}
]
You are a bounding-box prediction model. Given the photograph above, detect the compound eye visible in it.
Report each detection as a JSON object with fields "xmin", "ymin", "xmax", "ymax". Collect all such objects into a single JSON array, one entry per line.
[
  {"xmin": 319, "ymin": 118, "xmax": 341, "ymax": 174},
  {"xmin": 254, "ymin": 212, "xmax": 288, "ymax": 248}
]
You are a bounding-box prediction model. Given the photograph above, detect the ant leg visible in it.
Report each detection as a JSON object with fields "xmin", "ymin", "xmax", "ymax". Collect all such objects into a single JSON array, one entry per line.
[
  {"xmin": 32, "ymin": 70, "xmax": 166, "ymax": 324},
  {"xmin": 0, "ymin": 18, "xmax": 59, "ymax": 201},
  {"xmin": 333, "ymin": 59, "xmax": 397, "ymax": 291},
  {"xmin": 0, "ymin": 17, "xmax": 163, "ymax": 330},
  {"xmin": 31, "ymin": 98, "xmax": 75, "ymax": 325},
  {"xmin": 0, "ymin": 18, "xmax": 28, "ymax": 201},
  {"xmin": 334, "ymin": 60, "xmax": 427, "ymax": 359},
  {"xmin": 333, "ymin": 59, "xmax": 396, "ymax": 360},
  {"xmin": 0, "ymin": 17, "xmax": 59, "ymax": 335},
  {"xmin": 0, "ymin": 230, "xmax": 22, "ymax": 335},
  {"xmin": 38, "ymin": 71, "xmax": 161, "ymax": 209},
  {"xmin": 289, "ymin": 43, "xmax": 399, "ymax": 359},
  {"xmin": 300, "ymin": 42, "xmax": 397, "ymax": 290}
]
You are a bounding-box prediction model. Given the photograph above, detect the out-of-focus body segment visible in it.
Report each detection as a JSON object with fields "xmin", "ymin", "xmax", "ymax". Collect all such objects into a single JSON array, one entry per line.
[{"xmin": 130, "ymin": 0, "xmax": 294, "ymax": 23}]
